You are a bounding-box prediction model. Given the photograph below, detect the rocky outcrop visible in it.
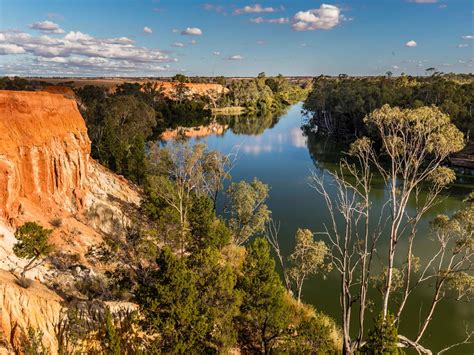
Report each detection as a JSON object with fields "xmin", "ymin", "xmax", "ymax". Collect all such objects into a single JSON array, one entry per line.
[
  {"xmin": 0, "ymin": 90, "xmax": 90, "ymax": 223},
  {"xmin": 0, "ymin": 271, "xmax": 63, "ymax": 354},
  {"xmin": 0, "ymin": 90, "xmax": 141, "ymax": 353}
]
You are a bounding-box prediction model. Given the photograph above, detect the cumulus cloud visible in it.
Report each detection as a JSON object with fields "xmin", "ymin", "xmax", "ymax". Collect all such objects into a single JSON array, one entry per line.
[
  {"xmin": 0, "ymin": 43, "xmax": 26, "ymax": 55},
  {"xmin": 181, "ymin": 27, "xmax": 203, "ymax": 35},
  {"xmin": 172, "ymin": 41, "xmax": 186, "ymax": 47},
  {"xmin": 0, "ymin": 29, "xmax": 175, "ymax": 75},
  {"xmin": 143, "ymin": 26, "xmax": 153, "ymax": 34},
  {"xmin": 234, "ymin": 4, "xmax": 278, "ymax": 15},
  {"xmin": 225, "ymin": 55, "xmax": 244, "ymax": 60},
  {"xmin": 405, "ymin": 40, "xmax": 417, "ymax": 47},
  {"xmin": 189, "ymin": 39, "xmax": 198, "ymax": 45},
  {"xmin": 29, "ymin": 20, "xmax": 65, "ymax": 34},
  {"xmin": 212, "ymin": 51, "xmax": 221, "ymax": 55},
  {"xmin": 462, "ymin": 35, "xmax": 474, "ymax": 39},
  {"xmin": 292, "ymin": 4, "xmax": 343, "ymax": 31},
  {"xmin": 256, "ymin": 40, "xmax": 266, "ymax": 45},
  {"xmin": 250, "ymin": 17, "xmax": 289, "ymax": 24}
]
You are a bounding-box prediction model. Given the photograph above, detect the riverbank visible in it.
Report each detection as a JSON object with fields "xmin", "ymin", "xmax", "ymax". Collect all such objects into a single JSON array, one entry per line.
[{"xmin": 211, "ymin": 106, "xmax": 246, "ymax": 115}]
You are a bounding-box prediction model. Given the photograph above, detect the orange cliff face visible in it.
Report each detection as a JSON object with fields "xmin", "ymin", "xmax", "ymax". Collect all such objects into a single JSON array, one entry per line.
[
  {"xmin": 0, "ymin": 90, "xmax": 140, "ymax": 256},
  {"xmin": 0, "ymin": 90, "xmax": 140, "ymax": 353},
  {"xmin": 0, "ymin": 90, "xmax": 91, "ymax": 223}
]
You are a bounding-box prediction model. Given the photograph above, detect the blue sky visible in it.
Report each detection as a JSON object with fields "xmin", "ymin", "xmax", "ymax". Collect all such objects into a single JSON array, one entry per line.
[{"xmin": 0, "ymin": 0, "xmax": 472, "ymax": 76}]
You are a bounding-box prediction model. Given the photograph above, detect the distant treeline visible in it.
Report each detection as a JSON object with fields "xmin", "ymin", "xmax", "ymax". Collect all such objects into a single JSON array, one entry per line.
[{"xmin": 303, "ymin": 74, "xmax": 474, "ymax": 140}]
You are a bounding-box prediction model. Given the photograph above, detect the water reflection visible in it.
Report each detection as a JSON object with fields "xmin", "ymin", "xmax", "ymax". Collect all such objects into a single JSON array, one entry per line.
[{"xmin": 164, "ymin": 102, "xmax": 474, "ymax": 351}]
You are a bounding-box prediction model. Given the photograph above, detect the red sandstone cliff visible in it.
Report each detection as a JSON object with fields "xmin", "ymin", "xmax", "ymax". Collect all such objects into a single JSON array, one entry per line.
[
  {"xmin": 0, "ymin": 90, "xmax": 141, "ymax": 353},
  {"xmin": 0, "ymin": 91, "xmax": 91, "ymax": 223}
]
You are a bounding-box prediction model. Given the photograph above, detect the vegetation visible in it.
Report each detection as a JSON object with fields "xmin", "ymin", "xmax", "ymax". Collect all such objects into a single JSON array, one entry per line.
[
  {"xmin": 310, "ymin": 104, "xmax": 472, "ymax": 353},
  {"xmin": 13, "ymin": 222, "xmax": 53, "ymax": 286},
  {"xmin": 303, "ymin": 74, "xmax": 474, "ymax": 139}
]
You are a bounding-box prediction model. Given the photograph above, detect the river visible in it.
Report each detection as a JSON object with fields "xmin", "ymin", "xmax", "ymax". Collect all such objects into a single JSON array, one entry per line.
[{"xmin": 164, "ymin": 103, "xmax": 474, "ymax": 353}]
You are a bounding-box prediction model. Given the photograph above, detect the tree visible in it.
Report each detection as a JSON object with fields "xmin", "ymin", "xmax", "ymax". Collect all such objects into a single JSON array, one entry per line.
[
  {"xmin": 288, "ymin": 228, "xmax": 330, "ymax": 302},
  {"xmin": 13, "ymin": 222, "xmax": 53, "ymax": 284},
  {"xmin": 187, "ymin": 247, "xmax": 241, "ymax": 351},
  {"xmin": 311, "ymin": 105, "xmax": 467, "ymax": 353},
  {"xmin": 101, "ymin": 95, "xmax": 156, "ymax": 183},
  {"xmin": 188, "ymin": 195, "xmax": 231, "ymax": 251},
  {"xmin": 103, "ymin": 309, "xmax": 121, "ymax": 355},
  {"xmin": 236, "ymin": 237, "xmax": 290, "ymax": 354},
  {"xmin": 172, "ymin": 73, "xmax": 189, "ymax": 83},
  {"xmin": 136, "ymin": 248, "xmax": 203, "ymax": 352},
  {"xmin": 226, "ymin": 178, "xmax": 271, "ymax": 245},
  {"xmin": 364, "ymin": 313, "xmax": 399, "ymax": 354},
  {"xmin": 146, "ymin": 142, "xmax": 230, "ymax": 252}
]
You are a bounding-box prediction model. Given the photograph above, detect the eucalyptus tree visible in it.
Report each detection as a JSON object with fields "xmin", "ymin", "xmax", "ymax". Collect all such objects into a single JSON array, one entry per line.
[{"xmin": 311, "ymin": 105, "xmax": 470, "ymax": 353}]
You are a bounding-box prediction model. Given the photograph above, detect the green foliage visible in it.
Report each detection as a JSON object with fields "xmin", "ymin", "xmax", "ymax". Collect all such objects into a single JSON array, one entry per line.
[
  {"xmin": 188, "ymin": 195, "xmax": 231, "ymax": 251},
  {"xmin": 288, "ymin": 228, "xmax": 331, "ymax": 301},
  {"xmin": 137, "ymin": 246, "xmax": 241, "ymax": 352},
  {"xmin": 235, "ymin": 237, "xmax": 289, "ymax": 353},
  {"xmin": 104, "ymin": 309, "xmax": 121, "ymax": 355},
  {"xmin": 137, "ymin": 247, "xmax": 202, "ymax": 352},
  {"xmin": 364, "ymin": 312, "xmax": 400, "ymax": 354},
  {"xmin": 172, "ymin": 73, "xmax": 189, "ymax": 83},
  {"xmin": 304, "ymin": 75, "xmax": 474, "ymax": 137},
  {"xmin": 188, "ymin": 247, "xmax": 241, "ymax": 351},
  {"xmin": 223, "ymin": 76, "xmax": 309, "ymax": 115},
  {"xmin": 20, "ymin": 326, "xmax": 47, "ymax": 355},
  {"xmin": 226, "ymin": 178, "xmax": 271, "ymax": 245},
  {"xmin": 13, "ymin": 222, "xmax": 53, "ymax": 280}
]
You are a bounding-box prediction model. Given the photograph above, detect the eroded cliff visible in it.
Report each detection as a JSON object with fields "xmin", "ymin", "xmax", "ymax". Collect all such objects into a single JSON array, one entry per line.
[{"xmin": 0, "ymin": 90, "xmax": 141, "ymax": 353}]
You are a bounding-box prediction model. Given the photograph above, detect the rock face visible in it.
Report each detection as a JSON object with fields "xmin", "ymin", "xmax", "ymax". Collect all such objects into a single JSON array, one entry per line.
[
  {"xmin": 0, "ymin": 271, "xmax": 63, "ymax": 354},
  {"xmin": 0, "ymin": 91, "xmax": 90, "ymax": 223},
  {"xmin": 0, "ymin": 90, "xmax": 141, "ymax": 353}
]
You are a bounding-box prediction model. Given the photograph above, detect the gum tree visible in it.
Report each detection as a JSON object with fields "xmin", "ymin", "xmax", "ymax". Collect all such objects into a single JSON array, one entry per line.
[{"xmin": 311, "ymin": 105, "xmax": 468, "ymax": 353}]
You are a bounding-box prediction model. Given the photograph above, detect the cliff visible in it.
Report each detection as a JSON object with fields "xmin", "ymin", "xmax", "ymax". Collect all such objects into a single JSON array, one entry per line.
[
  {"xmin": 0, "ymin": 90, "xmax": 141, "ymax": 353},
  {"xmin": 0, "ymin": 91, "xmax": 90, "ymax": 223}
]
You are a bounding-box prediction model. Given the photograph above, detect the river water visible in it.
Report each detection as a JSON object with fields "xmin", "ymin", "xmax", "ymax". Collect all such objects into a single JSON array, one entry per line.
[{"xmin": 165, "ymin": 103, "xmax": 474, "ymax": 353}]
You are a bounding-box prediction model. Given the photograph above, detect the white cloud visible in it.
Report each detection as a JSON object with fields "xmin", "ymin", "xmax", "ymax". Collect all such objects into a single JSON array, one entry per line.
[
  {"xmin": 64, "ymin": 31, "xmax": 93, "ymax": 41},
  {"xmin": 292, "ymin": 4, "xmax": 343, "ymax": 31},
  {"xmin": 392, "ymin": 65, "xmax": 400, "ymax": 70},
  {"xmin": 29, "ymin": 20, "xmax": 65, "ymax": 34},
  {"xmin": 405, "ymin": 40, "xmax": 417, "ymax": 47},
  {"xmin": 250, "ymin": 17, "xmax": 265, "ymax": 24},
  {"xmin": 144, "ymin": 26, "xmax": 153, "ymax": 34},
  {"xmin": 225, "ymin": 55, "xmax": 244, "ymax": 60},
  {"xmin": 172, "ymin": 42, "xmax": 185, "ymax": 47},
  {"xmin": 181, "ymin": 27, "xmax": 203, "ymax": 36},
  {"xmin": 256, "ymin": 40, "xmax": 266, "ymax": 45},
  {"xmin": 462, "ymin": 35, "xmax": 474, "ymax": 39},
  {"xmin": 408, "ymin": 0, "xmax": 438, "ymax": 3},
  {"xmin": 458, "ymin": 44, "xmax": 469, "ymax": 48},
  {"xmin": 250, "ymin": 16, "xmax": 288, "ymax": 24},
  {"xmin": 234, "ymin": 4, "xmax": 278, "ymax": 15},
  {"xmin": 0, "ymin": 29, "xmax": 175, "ymax": 75},
  {"xmin": 0, "ymin": 43, "xmax": 26, "ymax": 54},
  {"xmin": 212, "ymin": 51, "xmax": 221, "ymax": 55},
  {"xmin": 189, "ymin": 39, "xmax": 198, "ymax": 45}
]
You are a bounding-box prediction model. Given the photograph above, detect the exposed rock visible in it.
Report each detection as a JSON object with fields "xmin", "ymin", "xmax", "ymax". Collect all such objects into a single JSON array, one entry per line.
[
  {"xmin": 0, "ymin": 90, "xmax": 141, "ymax": 352},
  {"xmin": 0, "ymin": 270, "xmax": 63, "ymax": 354}
]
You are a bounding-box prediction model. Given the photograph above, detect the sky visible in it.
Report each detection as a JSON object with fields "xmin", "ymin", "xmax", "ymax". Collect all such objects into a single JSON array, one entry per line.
[{"xmin": 0, "ymin": 0, "xmax": 472, "ymax": 77}]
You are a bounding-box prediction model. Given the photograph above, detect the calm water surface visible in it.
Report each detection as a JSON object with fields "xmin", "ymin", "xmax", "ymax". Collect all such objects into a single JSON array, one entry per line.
[{"xmin": 167, "ymin": 103, "xmax": 474, "ymax": 353}]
